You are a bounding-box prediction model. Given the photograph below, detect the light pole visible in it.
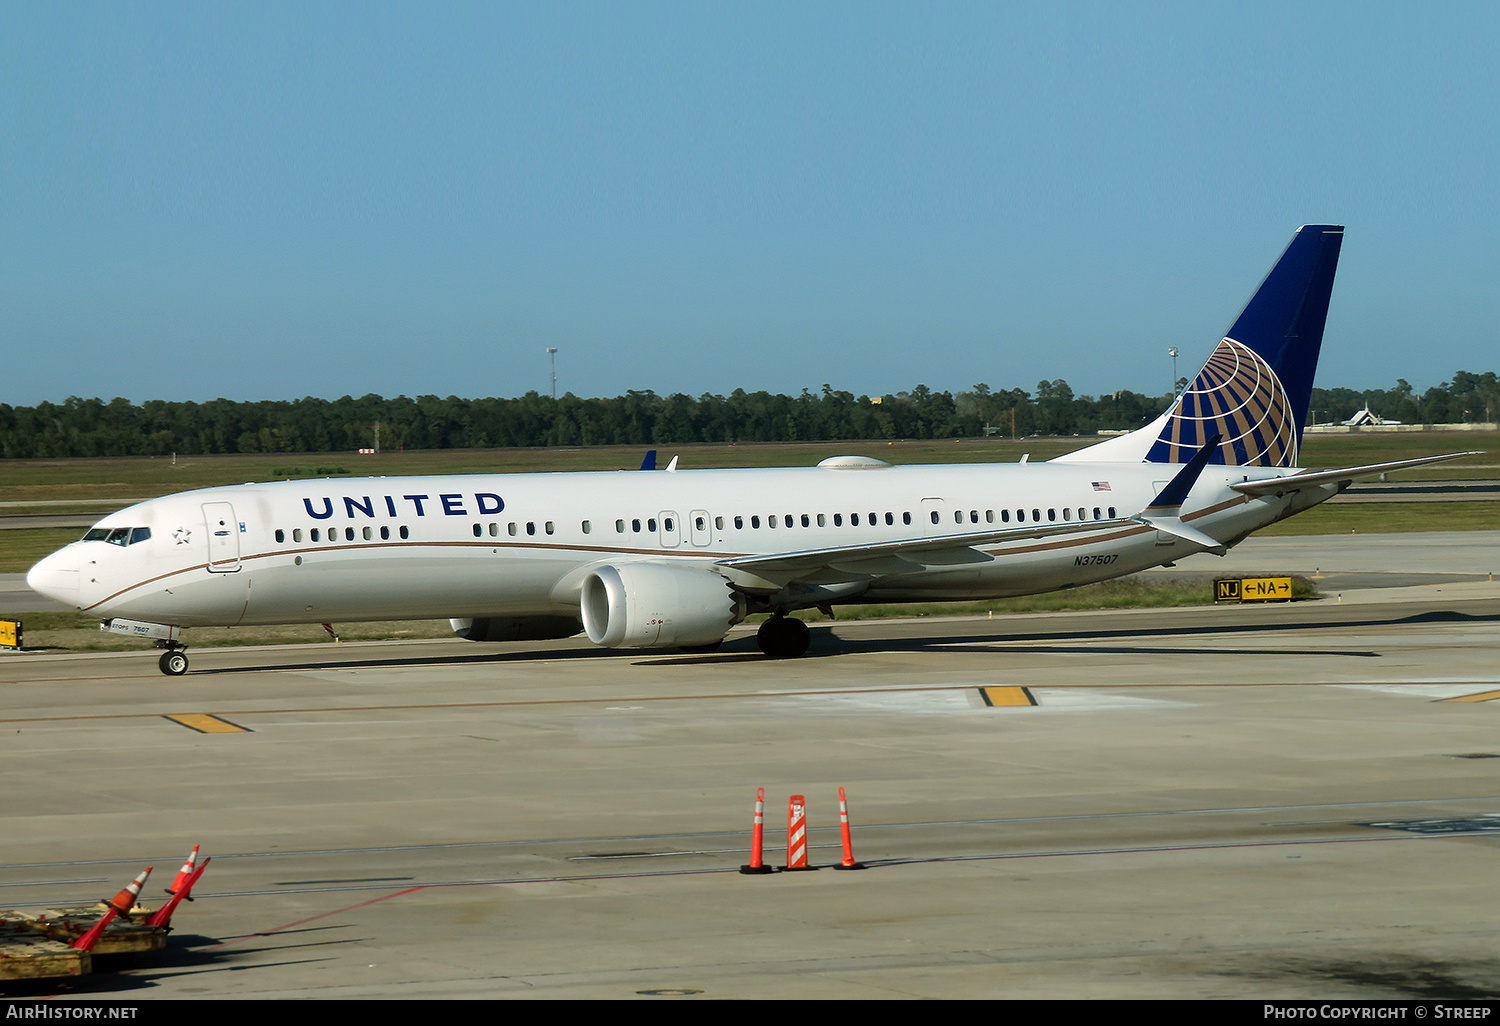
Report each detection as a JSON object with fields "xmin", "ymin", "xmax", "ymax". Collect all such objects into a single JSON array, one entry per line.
[
  {"xmin": 546, "ymin": 347, "xmax": 558, "ymax": 399},
  {"xmin": 1168, "ymin": 348, "xmax": 1179, "ymax": 396}
]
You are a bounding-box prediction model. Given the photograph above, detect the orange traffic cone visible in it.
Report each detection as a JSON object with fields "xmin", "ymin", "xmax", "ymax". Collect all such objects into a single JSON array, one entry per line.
[
  {"xmin": 104, "ymin": 866, "xmax": 152, "ymax": 920},
  {"xmin": 834, "ymin": 786, "xmax": 865, "ymax": 871},
  {"xmin": 166, "ymin": 845, "xmax": 200, "ymax": 898},
  {"xmin": 146, "ymin": 856, "xmax": 210, "ymax": 929}
]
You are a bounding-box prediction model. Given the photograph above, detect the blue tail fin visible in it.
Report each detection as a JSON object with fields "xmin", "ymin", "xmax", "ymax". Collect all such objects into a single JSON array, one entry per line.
[{"xmin": 1145, "ymin": 225, "xmax": 1343, "ymax": 466}]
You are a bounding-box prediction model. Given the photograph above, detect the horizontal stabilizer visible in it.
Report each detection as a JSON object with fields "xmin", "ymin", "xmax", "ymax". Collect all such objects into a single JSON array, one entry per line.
[
  {"xmin": 1230, "ymin": 452, "xmax": 1482, "ymax": 497},
  {"xmin": 1132, "ymin": 514, "xmax": 1227, "ymax": 556}
]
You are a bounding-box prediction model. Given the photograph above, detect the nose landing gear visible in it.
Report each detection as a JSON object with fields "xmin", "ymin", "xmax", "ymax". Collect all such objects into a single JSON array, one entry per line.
[{"xmin": 156, "ymin": 643, "xmax": 189, "ymax": 676}]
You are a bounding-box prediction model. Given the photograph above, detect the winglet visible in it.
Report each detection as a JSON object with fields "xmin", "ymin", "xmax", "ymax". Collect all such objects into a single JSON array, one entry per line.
[
  {"xmin": 638, "ymin": 450, "xmax": 657, "ymax": 471},
  {"xmin": 1146, "ymin": 433, "xmax": 1222, "ymax": 513}
]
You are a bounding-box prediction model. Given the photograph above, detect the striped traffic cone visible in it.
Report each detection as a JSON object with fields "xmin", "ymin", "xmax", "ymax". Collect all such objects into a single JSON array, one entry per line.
[
  {"xmin": 785, "ymin": 795, "xmax": 815, "ymax": 871},
  {"xmin": 834, "ymin": 786, "xmax": 865, "ymax": 870},
  {"xmin": 739, "ymin": 788, "xmax": 774, "ymax": 875},
  {"xmin": 146, "ymin": 857, "xmax": 211, "ymax": 929},
  {"xmin": 166, "ymin": 845, "xmax": 200, "ymax": 899},
  {"xmin": 104, "ymin": 867, "xmax": 152, "ymax": 920}
]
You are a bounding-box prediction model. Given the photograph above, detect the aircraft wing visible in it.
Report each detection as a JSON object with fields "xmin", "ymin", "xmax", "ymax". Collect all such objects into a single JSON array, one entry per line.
[
  {"xmin": 1230, "ymin": 451, "xmax": 1482, "ymax": 497},
  {"xmin": 715, "ymin": 517, "xmax": 1137, "ymax": 588},
  {"xmin": 718, "ymin": 439, "xmax": 1234, "ymax": 589}
]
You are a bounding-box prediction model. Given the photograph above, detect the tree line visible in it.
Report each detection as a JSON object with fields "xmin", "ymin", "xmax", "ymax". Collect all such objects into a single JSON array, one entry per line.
[{"xmin": 2, "ymin": 372, "xmax": 1496, "ymax": 459}]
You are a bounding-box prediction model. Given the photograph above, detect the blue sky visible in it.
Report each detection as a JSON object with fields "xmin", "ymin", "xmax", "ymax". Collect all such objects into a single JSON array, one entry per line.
[{"xmin": 2, "ymin": 2, "xmax": 1495, "ymax": 406}]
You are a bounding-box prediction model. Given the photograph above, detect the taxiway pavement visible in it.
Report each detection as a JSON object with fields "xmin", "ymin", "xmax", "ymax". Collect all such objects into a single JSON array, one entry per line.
[{"xmin": 1, "ymin": 533, "xmax": 1498, "ymax": 999}]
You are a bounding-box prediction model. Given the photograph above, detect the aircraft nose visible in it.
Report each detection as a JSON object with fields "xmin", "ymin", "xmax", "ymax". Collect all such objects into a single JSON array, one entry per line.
[{"xmin": 26, "ymin": 548, "xmax": 81, "ymax": 608}]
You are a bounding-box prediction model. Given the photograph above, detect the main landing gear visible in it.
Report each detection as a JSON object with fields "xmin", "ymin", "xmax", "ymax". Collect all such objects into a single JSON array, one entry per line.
[
  {"xmin": 756, "ymin": 615, "xmax": 810, "ymax": 658},
  {"xmin": 156, "ymin": 643, "xmax": 189, "ymax": 675}
]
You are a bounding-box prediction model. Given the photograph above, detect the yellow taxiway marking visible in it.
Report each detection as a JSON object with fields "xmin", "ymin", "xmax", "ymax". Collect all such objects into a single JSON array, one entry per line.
[
  {"xmin": 1440, "ymin": 690, "xmax": 1500, "ymax": 703},
  {"xmin": 978, "ymin": 686, "xmax": 1038, "ymax": 707},
  {"xmin": 165, "ymin": 713, "xmax": 251, "ymax": 733}
]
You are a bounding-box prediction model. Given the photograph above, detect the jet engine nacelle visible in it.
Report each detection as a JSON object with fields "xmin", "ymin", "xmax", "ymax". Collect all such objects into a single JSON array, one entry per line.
[
  {"xmin": 581, "ymin": 562, "xmax": 746, "ymax": 649},
  {"xmin": 450, "ymin": 616, "xmax": 583, "ymax": 642}
]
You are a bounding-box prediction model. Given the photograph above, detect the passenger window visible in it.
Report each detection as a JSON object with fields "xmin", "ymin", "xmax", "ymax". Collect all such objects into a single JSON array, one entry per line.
[
  {"xmin": 294, "ymin": 528, "xmax": 303, "ymax": 542},
  {"xmin": 930, "ymin": 511, "xmax": 939, "ymax": 525},
  {"xmin": 582, "ymin": 521, "xmax": 592, "ymax": 534},
  {"xmin": 616, "ymin": 520, "xmax": 625, "ymax": 532},
  {"xmin": 648, "ymin": 518, "xmax": 658, "ymax": 532},
  {"xmin": 509, "ymin": 522, "xmax": 518, "ymax": 536},
  {"xmin": 399, "ymin": 526, "xmax": 410, "ymax": 539},
  {"xmin": 545, "ymin": 521, "xmax": 555, "ymax": 535},
  {"xmin": 473, "ymin": 524, "xmax": 482, "ymax": 537},
  {"xmin": 345, "ymin": 527, "xmax": 355, "ymax": 541},
  {"xmin": 527, "ymin": 522, "xmax": 536, "ymax": 535},
  {"xmin": 363, "ymin": 526, "xmax": 373, "ymax": 540},
  {"xmin": 275, "ymin": 529, "xmax": 285, "ymax": 543},
  {"xmin": 311, "ymin": 528, "xmax": 320, "ymax": 541},
  {"xmin": 632, "ymin": 519, "xmax": 641, "ymax": 533},
  {"xmin": 380, "ymin": 526, "xmax": 389, "ymax": 540},
  {"xmin": 834, "ymin": 514, "xmax": 843, "ymax": 526}
]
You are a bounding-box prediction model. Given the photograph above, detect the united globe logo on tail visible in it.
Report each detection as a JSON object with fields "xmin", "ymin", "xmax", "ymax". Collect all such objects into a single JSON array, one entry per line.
[{"xmin": 1145, "ymin": 338, "xmax": 1298, "ymax": 468}]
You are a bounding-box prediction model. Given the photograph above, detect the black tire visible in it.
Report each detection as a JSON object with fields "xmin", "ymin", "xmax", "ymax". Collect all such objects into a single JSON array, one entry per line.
[
  {"xmin": 159, "ymin": 650, "xmax": 188, "ymax": 675},
  {"xmin": 757, "ymin": 617, "xmax": 811, "ymax": 658}
]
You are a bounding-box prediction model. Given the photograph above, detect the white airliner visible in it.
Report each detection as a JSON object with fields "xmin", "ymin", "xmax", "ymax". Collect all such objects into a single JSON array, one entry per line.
[{"xmin": 27, "ymin": 226, "xmax": 1476, "ymax": 674}]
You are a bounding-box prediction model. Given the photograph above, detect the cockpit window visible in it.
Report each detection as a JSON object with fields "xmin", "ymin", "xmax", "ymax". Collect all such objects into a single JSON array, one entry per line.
[{"xmin": 82, "ymin": 527, "xmax": 151, "ymax": 546}]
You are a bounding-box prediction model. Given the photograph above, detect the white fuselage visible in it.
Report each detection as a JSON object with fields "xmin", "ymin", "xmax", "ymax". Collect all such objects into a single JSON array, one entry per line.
[{"xmin": 28, "ymin": 460, "xmax": 1324, "ymax": 628}]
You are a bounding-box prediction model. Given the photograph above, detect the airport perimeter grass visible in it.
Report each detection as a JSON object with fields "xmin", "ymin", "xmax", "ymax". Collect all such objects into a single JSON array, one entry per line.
[
  {"xmin": 0, "ymin": 431, "xmax": 1493, "ymax": 510},
  {"xmin": 10, "ymin": 574, "xmax": 1316, "ymax": 653}
]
